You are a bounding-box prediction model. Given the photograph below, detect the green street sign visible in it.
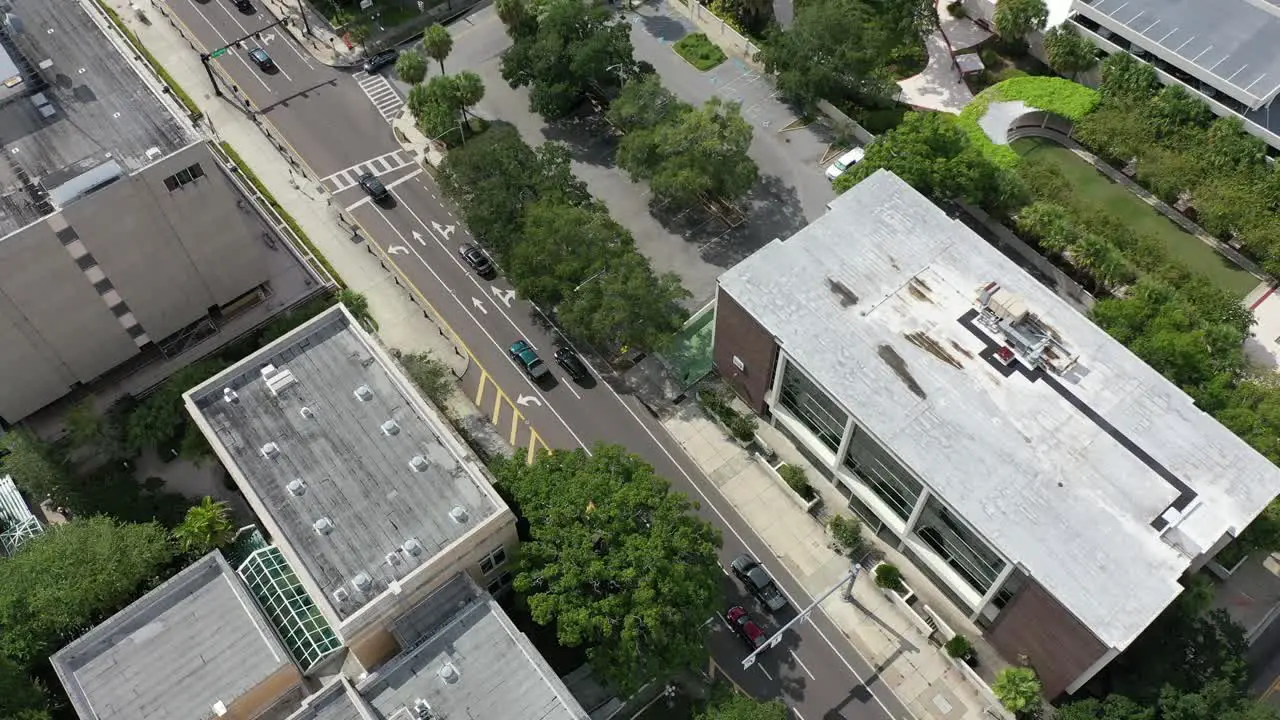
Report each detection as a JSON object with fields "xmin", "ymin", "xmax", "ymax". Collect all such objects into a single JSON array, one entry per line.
[{"xmin": 210, "ymin": 47, "xmax": 228, "ymax": 58}]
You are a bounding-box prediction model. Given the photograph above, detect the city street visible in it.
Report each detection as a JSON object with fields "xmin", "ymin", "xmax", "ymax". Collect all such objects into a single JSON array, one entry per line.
[{"xmin": 166, "ymin": 1, "xmax": 911, "ymax": 717}]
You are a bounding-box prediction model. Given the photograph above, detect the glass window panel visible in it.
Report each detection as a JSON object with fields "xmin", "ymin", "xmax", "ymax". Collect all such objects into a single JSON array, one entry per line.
[
  {"xmin": 842, "ymin": 428, "xmax": 922, "ymax": 521},
  {"xmin": 913, "ymin": 496, "xmax": 1005, "ymax": 595},
  {"xmin": 776, "ymin": 363, "xmax": 847, "ymax": 453}
]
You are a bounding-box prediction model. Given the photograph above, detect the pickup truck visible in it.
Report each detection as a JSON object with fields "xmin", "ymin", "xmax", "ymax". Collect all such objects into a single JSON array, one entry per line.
[{"xmin": 509, "ymin": 339, "xmax": 551, "ymax": 382}]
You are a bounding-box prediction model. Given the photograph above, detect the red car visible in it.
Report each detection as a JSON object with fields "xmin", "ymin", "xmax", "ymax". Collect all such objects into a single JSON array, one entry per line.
[{"xmin": 726, "ymin": 606, "xmax": 769, "ymax": 650}]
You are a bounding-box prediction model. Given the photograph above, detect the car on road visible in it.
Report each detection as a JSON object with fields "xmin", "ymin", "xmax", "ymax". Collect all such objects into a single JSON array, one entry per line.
[
  {"xmin": 730, "ymin": 553, "xmax": 788, "ymax": 612},
  {"xmin": 509, "ymin": 339, "xmax": 551, "ymax": 382},
  {"xmin": 247, "ymin": 47, "xmax": 274, "ymax": 71},
  {"xmin": 554, "ymin": 348, "xmax": 589, "ymax": 382},
  {"xmin": 726, "ymin": 606, "xmax": 769, "ymax": 650},
  {"xmin": 358, "ymin": 172, "xmax": 389, "ymax": 201},
  {"xmin": 824, "ymin": 147, "xmax": 865, "ymax": 182},
  {"xmin": 363, "ymin": 49, "xmax": 399, "ymax": 74},
  {"xmin": 231, "ymin": 0, "xmax": 253, "ymax": 11},
  {"xmin": 458, "ymin": 244, "xmax": 494, "ymax": 277}
]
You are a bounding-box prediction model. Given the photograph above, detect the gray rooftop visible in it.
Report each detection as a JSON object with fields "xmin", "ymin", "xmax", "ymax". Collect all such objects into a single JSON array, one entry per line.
[
  {"xmin": 718, "ymin": 170, "xmax": 1280, "ymax": 650},
  {"xmin": 1075, "ymin": 0, "xmax": 1280, "ymax": 108},
  {"xmin": 51, "ymin": 552, "xmax": 293, "ymax": 720},
  {"xmin": 287, "ymin": 574, "xmax": 589, "ymax": 720},
  {"xmin": 0, "ymin": 0, "xmax": 192, "ymax": 235},
  {"xmin": 186, "ymin": 305, "xmax": 501, "ymax": 622}
]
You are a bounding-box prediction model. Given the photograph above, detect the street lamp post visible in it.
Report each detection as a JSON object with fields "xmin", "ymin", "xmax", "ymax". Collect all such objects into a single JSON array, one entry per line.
[
  {"xmin": 573, "ymin": 267, "xmax": 608, "ymax": 293},
  {"xmin": 741, "ymin": 563, "xmax": 862, "ymax": 670},
  {"xmin": 296, "ymin": 0, "xmax": 311, "ymax": 36}
]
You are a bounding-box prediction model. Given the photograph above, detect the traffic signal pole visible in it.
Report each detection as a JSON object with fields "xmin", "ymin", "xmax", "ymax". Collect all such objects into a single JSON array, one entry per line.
[
  {"xmin": 741, "ymin": 563, "xmax": 863, "ymax": 670},
  {"xmin": 198, "ymin": 16, "xmax": 289, "ymax": 99}
]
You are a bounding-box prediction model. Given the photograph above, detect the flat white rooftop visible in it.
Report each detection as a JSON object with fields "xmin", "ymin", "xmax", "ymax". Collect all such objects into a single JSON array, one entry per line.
[{"xmin": 719, "ymin": 170, "xmax": 1280, "ymax": 649}]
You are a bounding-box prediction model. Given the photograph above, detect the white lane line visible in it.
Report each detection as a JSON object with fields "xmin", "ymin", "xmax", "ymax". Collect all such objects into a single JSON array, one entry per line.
[
  {"xmin": 792, "ymin": 709, "xmax": 807, "ymax": 720},
  {"xmin": 211, "ymin": 1, "xmax": 293, "ymax": 83},
  {"xmin": 757, "ymin": 665, "xmax": 773, "ymax": 680},
  {"xmin": 181, "ymin": 0, "xmax": 272, "ymax": 92},
  {"xmin": 344, "ymin": 196, "xmax": 371, "ymax": 212},
  {"xmin": 560, "ymin": 378, "xmax": 582, "ymax": 400},
  {"xmin": 790, "ymin": 649, "xmax": 815, "ymax": 680},
  {"xmin": 371, "ymin": 200, "xmax": 592, "ymax": 451},
  {"xmin": 276, "ymin": 19, "xmax": 316, "ymax": 69}
]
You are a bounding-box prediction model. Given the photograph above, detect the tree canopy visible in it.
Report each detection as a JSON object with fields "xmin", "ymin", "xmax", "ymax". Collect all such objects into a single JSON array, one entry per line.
[
  {"xmin": 697, "ymin": 691, "xmax": 791, "ymax": 720},
  {"xmin": 492, "ymin": 444, "xmax": 722, "ymax": 692},
  {"xmin": 395, "ymin": 49, "xmax": 427, "ymax": 85},
  {"xmin": 1043, "ymin": 25, "xmax": 1097, "ymax": 79},
  {"xmin": 500, "ymin": 0, "xmax": 637, "ymax": 120},
  {"xmin": 558, "ymin": 250, "xmax": 691, "ymax": 352},
  {"xmin": 992, "ymin": 0, "xmax": 1048, "ymax": 40},
  {"xmin": 0, "ymin": 516, "xmax": 175, "ymax": 666},
  {"xmin": 172, "ymin": 497, "xmax": 235, "ymax": 556},
  {"xmin": 0, "ymin": 656, "xmax": 47, "ymax": 719},
  {"xmin": 422, "ymin": 23, "xmax": 454, "ymax": 74}
]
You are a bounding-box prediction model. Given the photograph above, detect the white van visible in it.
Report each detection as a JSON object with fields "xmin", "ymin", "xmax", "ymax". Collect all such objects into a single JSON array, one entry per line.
[{"xmin": 825, "ymin": 147, "xmax": 866, "ymax": 181}]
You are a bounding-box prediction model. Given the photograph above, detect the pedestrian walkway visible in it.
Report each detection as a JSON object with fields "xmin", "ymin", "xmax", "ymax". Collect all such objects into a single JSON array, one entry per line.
[
  {"xmin": 99, "ymin": 0, "xmax": 469, "ymax": 377},
  {"xmin": 353, "ymin": 71, "xmax": 407, "ymax": 122},
  {"xmin": 661, "ymin": 402, "xmax": 1012, "ymax": 720},
  {"xmin": 321, "ymin": 150, "xmax": 414, "ymax": 192},
  {"xmin": 896, "ymin": 0, "xmax": 990, "ymax": 114}
]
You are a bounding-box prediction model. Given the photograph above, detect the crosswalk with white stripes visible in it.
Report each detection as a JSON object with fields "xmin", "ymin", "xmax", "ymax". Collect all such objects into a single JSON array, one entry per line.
[
  {"xmin": 321, "ymin": 151, "xmax": 415, "ymax": 193},
  {"xmin": 354, "ymin": 71, "xmax": 405, "ymax": 122}
]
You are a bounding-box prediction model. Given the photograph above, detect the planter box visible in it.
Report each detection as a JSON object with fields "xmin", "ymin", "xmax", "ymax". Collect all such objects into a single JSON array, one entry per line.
[
  {"xmin": 874, "ymin": 563, "xmax": 936, "ymax": 636},
  {"xmin": 1207, "ymin": 552, "xmax": 1249, "ymax": 580},
  {"xmin": 759, "ymin": 457, "xmax": 821, "ymax": 513}
]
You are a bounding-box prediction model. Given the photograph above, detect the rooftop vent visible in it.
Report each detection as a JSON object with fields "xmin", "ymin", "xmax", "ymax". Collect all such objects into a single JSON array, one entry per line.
[
  {"xmin": 449, "ymin": 506, "xmax": 468, "ymax": 524},
  {"xmin": 352, "ymin": 572, "xmax": 373, "ymax": 593},
  {"xmin": 260, "ymin": 442, "xmax": 280, "ymax": 459},
  {"xmin": 381, "ymin": 419, "xmax": 401, "ymax": 436},
  {"xmin": 354, "ymin": 385, "xmax": 373, "ymax": 402},
  {"xmin": 265, "ymin": 368, "xmax": 297, "ymax": 397},
  {"xmin": 287, "ymin": 478, "xmax": 307, "ymax": 497},
  {"xmin": 389, "ymin": 580, "xmax": 403, "ymax": 595},
  {"xmin": 402, "ymin": 538, "xmax": 424, "ymax": 557},
  {"xmin": 438, "ymin": 663, "xmax": 459, "ymax": 684},
  {"xmin": 409, "ymin": 455, "xmax": 428, "ymax": 472},
  {"xmin": 411, "ymin": 698, "xmax": 433, "ymax": 719},
  {"xmin": 300, "ymin": 406, "xmax": 314, "ymax": 419},
  {"xmin": 314, "ymin": 517, "xmax": 334, "ymax": 535},
  {"xmin": 386, "ymin": 551, "xmax": 402, "ymax": 566},
  {"xmin": 222, "ymin": 387, "xmax": 239, "ymax": 404},
  {"xmin": 332, "ymin": 587, "xmax": 350, "ymax": 603},
  {"xmin": 212, "ymin": 700, "xmax": 228, "ymax": 717}
]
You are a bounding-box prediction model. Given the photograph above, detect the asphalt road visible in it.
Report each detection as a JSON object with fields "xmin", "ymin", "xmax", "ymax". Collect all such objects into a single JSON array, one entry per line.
[{"xmin": 167, "ymin": 2, "xmax": 912, "ymax": 717}]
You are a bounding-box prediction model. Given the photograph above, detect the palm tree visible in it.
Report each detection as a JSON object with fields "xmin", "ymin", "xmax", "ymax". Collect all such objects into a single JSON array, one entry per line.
[
  {"xmin": 173, "ymin": 497, "xmax": 235, "ymax": 555},
  {"xmin": 422, "ymin": 24, "xmax": 453, "ymax": 75},
  {"xmin": 495, "ymin": 0, "xmax": 534, "ymax": 39},
  {"xmin": 395, "ymin": 49, "xmax": 427, "ymax": 85},
  {"xmin": 452, "ymin": 71, "xmax": 485, "ymax": 137},
  {"xmin": 338, "ymin": 289, "xmax": 378, "ymax": 331}
]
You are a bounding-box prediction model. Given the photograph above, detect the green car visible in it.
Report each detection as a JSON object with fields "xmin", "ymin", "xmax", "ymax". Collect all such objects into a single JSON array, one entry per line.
[{"xmin": 509, "ymin": 339, "xmax": 550, "ymax": 382}]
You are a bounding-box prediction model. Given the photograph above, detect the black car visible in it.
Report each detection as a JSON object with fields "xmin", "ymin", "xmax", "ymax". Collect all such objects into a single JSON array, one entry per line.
[
  {"xmin": 730, "ymin": 553, "xmax": 788, "ymax": 613},
  {"xmin": 363, "ymin": 49, "xmax": 399, "ymax": 74},
  {"xmin": 554, "ymin": 348, "xmax": 588, "ymax": 382},
  {"xmin": 358, "ymin": 172, "xmax": 389, "ymax": 201},
  {"xmin": 231, "ymin": 0, "xmax": 253, "ymax": 11},
  {"xmin": 247, "ymin": 47, "xmax": 274, "ymax": 71},
  {"xmin": 458, "ymin": 244, "xmax": 494, "ymax": 277}
]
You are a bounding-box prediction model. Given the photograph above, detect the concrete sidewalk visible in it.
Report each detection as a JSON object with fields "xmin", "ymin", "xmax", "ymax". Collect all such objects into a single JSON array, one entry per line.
[
  {"xmin": 896, "ymin": 0, "xmax": 990, "ymax": 114},
  {"xmin": 97, "ymin": 0, "xmax": 469, "ymax": 376},
  {"xmin": 662, "ymin": 402, "xmax": 1012, "ymax": 720},
  {"xmin": 258, "ymin": 0, "xmax": 366, "ymax": 67}
]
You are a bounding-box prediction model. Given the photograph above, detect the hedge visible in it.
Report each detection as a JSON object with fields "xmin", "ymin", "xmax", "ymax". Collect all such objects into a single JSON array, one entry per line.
[
  {"xmin": 218, "ymin": 142, "xmax": 345, "ymax": 287},
  {"xmin": 95, "ymin": 0, "xmax": 204, "ymax": 123}
]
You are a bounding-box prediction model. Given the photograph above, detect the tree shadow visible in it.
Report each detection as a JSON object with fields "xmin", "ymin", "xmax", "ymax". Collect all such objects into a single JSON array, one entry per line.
[
  {"xmin": 637, "ymin": 11, "xmax": 692, "ymax": 43},
  {"xmin": 699, "ymin": 174, "xmax": 809, "ymax": 269},
  {"xmin": 540, "ymin": 108, "xmax": 620, "ymax": 167}
]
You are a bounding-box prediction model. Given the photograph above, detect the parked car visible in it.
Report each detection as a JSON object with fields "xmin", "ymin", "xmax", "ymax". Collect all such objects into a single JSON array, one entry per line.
[
  {"xmin": 231, "ymin": 0, "xmax": 253, "ymax": 11},
  {"xmin": 358, "ymin": 172, "xmax": 389, "ymax": 201},
  {"xmin": 554, "ymin": 348, "xmax": 588, "ymax": 382},
  {"xmin": 363, "ymin": 49, "xmax": 399, "ymax": 74},
  {"xmin": 824, "ymin": 147, "xmax": 865, "ymax": 182},
  {"xmin": 458, "ymin": 244, "xmax": 494, "ymax": 277},
  {"xmin": 730, "ymin": 553, "xmax": 788, "ymax": 612},
  {"xmin": 509, "ymin": 339, "xmax": 551, "ymax": 382},
  {"xmin": 726, "ymin": 606, "xmax": 769, "ymax": 650},
  {"xmin": 247, "ymin": 47, "xmax": 274, "ymax": 71}
]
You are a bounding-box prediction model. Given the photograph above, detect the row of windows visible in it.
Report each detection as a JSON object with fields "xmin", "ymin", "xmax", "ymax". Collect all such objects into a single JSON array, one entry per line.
[{"xmin": 163, "ymin": 162, "xmax": 205, "ymax": 192}]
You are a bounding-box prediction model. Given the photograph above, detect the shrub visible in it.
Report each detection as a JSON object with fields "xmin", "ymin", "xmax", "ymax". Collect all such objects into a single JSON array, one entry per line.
[
  {"xmin": 828, "ymin": 514, "xmax": 863, "ymax": 556},
  {"xmin": 874, "ymin": 563, "xmax": 905, "ymax": 592},
  {"xmin": 778, "ymin": 464, "xmax": 815, "ymax": 500},
  {"xmin": 946, "ymin": 0, "xmax": 965, "ymax": 17},
  {"xmin": 698, "ymin": 389, "xmax": 758, "ymax": 443},
  {"xmin": 401, "ymin": 352, "xmax": 456, "ymax": 409},
  {"xmin": 993, "ymin": 667, "xmax": 1042, "ymax": 716},
  {"xmin": 945, "ymin": 634, "xmax": 975, "ymax": 660}
]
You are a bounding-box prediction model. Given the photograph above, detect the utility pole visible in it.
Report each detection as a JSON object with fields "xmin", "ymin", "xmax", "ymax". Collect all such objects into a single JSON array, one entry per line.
[
  {"xmin": 295, "ymin": 0, "xmax": 311, "ymax": 36},
  {"xmin": 200, "ymin": 52, "xmax": 224, "ymax": 97},
  {"xmin": 741, "ymin": 563, "xmax": 862, "ymax": 670}
]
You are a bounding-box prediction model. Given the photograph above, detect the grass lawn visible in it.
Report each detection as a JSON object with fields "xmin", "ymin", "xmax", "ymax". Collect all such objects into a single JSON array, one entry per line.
[
  {"xmin": 673, "ymin": 33, "xmax": 727, "ymax": 71},
  {"xmin": 1012, "ymin": 137, "xmax": 1260, "ymax": 298}
]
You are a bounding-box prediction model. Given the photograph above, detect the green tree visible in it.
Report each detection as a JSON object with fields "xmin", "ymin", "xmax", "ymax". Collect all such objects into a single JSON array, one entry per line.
[
  {"xmin": 500, "ymin": 0, "xmax": 637, "ymax": 120},
  {"xmin": 616, "ymin": 96, "xmax": 759, "ymax": 204},
  {"xmin": 0, "ymin": 656, "xmax": 48, "ymax": 718},
  {"xmin": 422, "ymin": 23, "xmax": 454, "ymax": 74},
  {"xmin": 1194, "ymin": 116, "xmax": 1267, "ymax": 173},
  {"xmin": 1099, "ymin": 52, "xmax": 1158, "ymax": 102},
  {"xmin": 835, "ymin": 112, "xmax": 1013, "ymax": 210},
  {"xmin": 992, "ymin": 0, "xmax": 1047, "ymax": 40},
  {"xmin": 607, "ymin": 74, "xmax": 684, "ymax": 133},
  {"xmin": 492, "ymin": 444, "xmax": 723, "ymax": 693},
  {"xmin": 125, "ymin": 358, "xmax": 227, "ymax": 457},
  {"xmin": 1146, "ymin": 86, "xmax": 1214, "ymax": 141},
  {"xmin": 395, "ymin": 49, "xmax": 427, "ymax": 85},
  {"xmin": 1043, "ymin": 24, "xmax": 1097, "ymax": 79},
  {"xmin": 510, "ymin": 201, "xmax": 628, "ymax": 307},
  {"xmin": 496, "ymin": 0, "xmax": 537, "ymax": 39},
  {"xmin": 338, "ymin": 289, "xmax": 378, "ymax": 331},
  {"xmin": 1074, "ymin": 99, "xmax": 1156, "ymax": 165},
  {"xmin": 1057, "ymin": 695, "xmax": 1154, "ymax": 720},
  {"xmin": 408, "ymin": 75, "xmax": 465, "ymax": 142},
  {"xmin": 697, "ymin": 691, "xmax": 790, "ymax": 720},
  {"xmin": 172, "ymin": 496, "xmax": 235, "ymax": 556},
  {"xmin": 757, "ymin": 0, "xmax": 897, "ymax": 109},
  {"xmin": 1160, "ymin": 682, "xmax": 1280, "ymax": 720},
  {"xmin": 0, "ymin": 516, "xmax": 175, "ymax": 665},
  {"xmin": 558, "ymin": 251, "xmax": 690, "ymax": 353},
  {"xmin": 453, "ymin": 70, "xmax": 486, "ymax": 130},
  {"xmin": 1107, "ymin": 604, "xmax": 1249, "ymax": 703},
  {"xmin": 1072, "ymin": 234, "xmax": 1134, "ymax": 288},
  {"xmin": 992, "ymin": 667, "xmax": 1042, "ymax": 716},
  {"xmin": 1, "ymin": 428, "xmax": 70, "ymax": 507},
  {"xmin": 64, "ymin": 398, "xmax": 126, "ymax": 463},
  {"xmin": 1015, "ymin": 201, "xmax": 1079, "ymax": 253}
]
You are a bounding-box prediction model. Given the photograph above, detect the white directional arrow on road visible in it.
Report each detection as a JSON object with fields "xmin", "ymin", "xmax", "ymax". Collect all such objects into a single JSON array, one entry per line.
[
  {"xmin": 260, "ymin": 32, "xmax": 276, "ymax": 45},
  {"xmin": 432, "ymin": 221, "xmax": 456, "ymax": 240},
  {"xmin": 388, "ymin": 245, "xmax": 409, "ymax": 255},
  {"xmin": 491, "ymin": 287, "xmax": 516, "ymax": 307},
  {"xmin": 516, "ymin": 395, "xmax": 542, "ymax": 407},
  {"xmin": 471, "ymin": 297, "xmax": 488, "ymax": 315},
  {"xmin": 412, "ymin": 230, "xmax": 426, "ymax": 245}
]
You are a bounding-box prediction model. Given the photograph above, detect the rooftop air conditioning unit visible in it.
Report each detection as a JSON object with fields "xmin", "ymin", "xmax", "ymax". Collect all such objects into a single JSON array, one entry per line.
[
  {"xmin": 314, "ymin": 517, "xmax": 334, "ymax": 535},
  {"xmin": 381, "ymin": 419, "xmax": 401, "ymax": 436},
  {"xmin": 438, "ymin": 663, "xmax": 459, "ymax": 684},
  {"xmin": 333, "ymin": 587, "xmax": 350, "ymax": 603},
  {"xmin": 449, "ymin": 506, "xmax": 468, "ymax": 524},
  {"xmin": 386, "ymin": 551, "xmax": 402, "ymax": 566},
  {"xmin": 223, "ymin": 387, "xmax": 239, "ymax": 404},
  {"xmin": 212, "ymin": 700, "xmax": 228, "ymax": 717},
  {"xmin": 354, "ymin": 385, "xmax": 373, "ymax": 402},
  {"xmin": 402, "ymin": 538, "xmax": 424, "ymax": 557},
  {"xmin": 260, "ymin": 442, "xmax": 280, "ymax": 459},
  {"xmin": 411, "ymin": 698, "xmax": 433, "ymax": 719},
  {"xmin": 352, "ymin": 572, "xmax": 373, "ymax": 593},
  {"xmin": 300, "ymin": 406, "xmax": 314, "ymax": 419},
  {"xmin": 265, "ymin": 368, "xmax": 297, "ymax": 397},
  {"xmin": 287, "ymin": 478, "xmax": 307, "ymax": 497},
  {"xmin": 260, "ymin": 364, "xmax": 277, "ymax": 378},
  {"xmin": 409, "ymin": 456, "xmax": 428, "ymax": 472}
]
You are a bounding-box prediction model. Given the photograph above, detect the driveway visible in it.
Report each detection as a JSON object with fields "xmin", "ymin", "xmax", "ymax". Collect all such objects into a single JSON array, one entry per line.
[{"xmin": 437, "ymin": 3, "xmax": 840, "ymax": 306}]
